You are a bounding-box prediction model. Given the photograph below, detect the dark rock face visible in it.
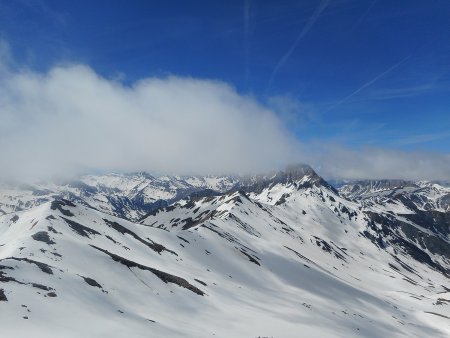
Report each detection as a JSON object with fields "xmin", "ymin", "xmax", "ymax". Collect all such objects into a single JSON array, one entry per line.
[
  {"xmin": 31, "ymin": 283, "xmax": 53, "ymax": 291},
  {"xmin": 364, "ymin": 211, "xmax": 450, "ymax": 275},
  {"xmin": 402, "ymin": 210, "xmax": 450, "ymax": 239},
  {"xmin": 103, "ymin": 195, "xmax": 169, "ymax": 222},
  {"xmin": 61, "ymin": 217, "xmax": 100, "ymax": 238},
  {"xmin": 103, "ymin": 219, "xmax": 176, "ymax": 255},
  {"xmin": 186, "ymin": 189, "xmax": 222, "ymax": 200},
  {"xmin": 31, "ymin": 231, "xmax": 56, "ymax": 245},
  {"xmin": 194, "ymin": 278, "xmax": 207, "ymax": 286},
  {"xmin": 90, "ymin": 245, "xmax": 204, "ymax": 296},
  {"xmin": 338, "ymin": 179, "xmax": 450, "ymax": 277},
  {"xmin": 399, "ymin": 211, "xmax": 450, "ymax": 262},
  {"xmin": 51, "ymin": 200, "xmax": 75, "ymax": 217},
  {"xmin": 0, "ymin": 289, "xmax": 7, "ymax": 301},
  {"xmin": 81, "ymin": 276, "xmax": 102, "ymax": 288},
  {"xmin": 8, "ymin": 257, "xmax": 53, "ymax": 274}
]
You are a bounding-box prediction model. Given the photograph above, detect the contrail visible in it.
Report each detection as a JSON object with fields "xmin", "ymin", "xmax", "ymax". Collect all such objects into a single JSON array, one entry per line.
[
  {"xmin": 267, "ymin": 0, "xmax": 329, "ymax": 90},
  {"xmin": 325, "ymin": 55, "xmax": 411, "ymax": 113},
  {"xmin": 353, "ymin": 0, "xmax": 377, "ymax": 29}
]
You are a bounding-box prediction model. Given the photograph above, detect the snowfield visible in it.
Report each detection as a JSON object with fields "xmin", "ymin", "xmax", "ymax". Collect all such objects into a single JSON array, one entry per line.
[{"xmin": 0, "ymin": 166, "xmax": 449, "ymax": 337}]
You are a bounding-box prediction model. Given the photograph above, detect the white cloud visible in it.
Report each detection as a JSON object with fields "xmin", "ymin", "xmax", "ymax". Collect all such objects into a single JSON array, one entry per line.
[
  {"xmin": 0, "ymin": 61, "xmax": 301, "ymax": 180},
  {"xmin": 267, "ymin": 95, "xmax": 318, "ymax": 128},
  {"xmin": 309, "ymin": 144, "xmax": 450, "ymax": 181},
  {"xmin": 0, "ymin": 43, "xmax": 449, "ymax": 182}
]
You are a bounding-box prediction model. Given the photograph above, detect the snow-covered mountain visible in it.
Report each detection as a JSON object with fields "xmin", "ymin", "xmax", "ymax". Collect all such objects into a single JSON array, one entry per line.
[
  {"xmin": 0, "ymin": 173, "xmax": 239, "ymax": 221},
  {"xmin": 1, "ymin": 165, "xmax": 449, "ymax": 337},
  {"xmin": 339, "ymin": 179, "xmax": 450, "ymax": 212}
]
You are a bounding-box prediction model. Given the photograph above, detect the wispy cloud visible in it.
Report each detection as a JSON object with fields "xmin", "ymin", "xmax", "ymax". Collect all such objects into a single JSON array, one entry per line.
[
  {"xmin": 325, "ymin": 56, "xmax": 410, "ymax": 112},
  {"xmin": 308, "ymin": 143, "xmax": 450, "ymax": 181},
  {"xmin": 267, "ymin": 94, "xmax": 320, "ymax": 129},
  {"xmin": 0, "ymin": 39, "xmax": 13, "ymax": 70},
  {"xmin": 16, "ymin": 0, "xmax": 67, "ymax": 27},
  {"xmin": 352, "ymin": 0, "xmax": 377, "ymax": 29},
  {"xmin": 361, "ymin": 83, "xmax": 440, "ymax": 101},
  {"xmin": 393, "ymin": 131, "xmax": 450, "ymax": 146},
  {"xmin": 267, "ymin": 0, "xmax": 329, "ymax": 89}
]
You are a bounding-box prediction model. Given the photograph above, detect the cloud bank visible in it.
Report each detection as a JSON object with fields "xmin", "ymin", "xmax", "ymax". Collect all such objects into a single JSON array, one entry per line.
[
  {"xmin": 309, "ymin": 144, "xmax": 450, "ymax": 181},
  {"xmin": 0, "ymin": 62, "xmax": 301, "ymax": 180},
  {"xmin": 0, "ymin": 47, "xmax": 449, "ymax": 182}
]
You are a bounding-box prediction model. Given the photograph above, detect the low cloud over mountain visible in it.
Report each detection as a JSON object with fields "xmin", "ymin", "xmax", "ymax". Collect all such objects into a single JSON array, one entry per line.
[
  {"xmin": 0, "ymin": 43, "xmax": 449, "ymax": 181},
  {"xmin": 0, "ymin": 57, "xmax": 299, "ymax": 179}
]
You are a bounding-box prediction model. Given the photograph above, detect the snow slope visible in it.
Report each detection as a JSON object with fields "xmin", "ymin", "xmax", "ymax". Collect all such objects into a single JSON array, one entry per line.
[{"xmin": 1, "ymin": 166, "xmax": 449, "ymax": 337}]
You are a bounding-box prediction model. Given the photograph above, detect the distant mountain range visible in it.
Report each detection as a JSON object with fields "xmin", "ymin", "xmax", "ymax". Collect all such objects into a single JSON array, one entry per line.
[{"xmin": 1, "ymin": 165, "xmax": 449, "ymax": 337}]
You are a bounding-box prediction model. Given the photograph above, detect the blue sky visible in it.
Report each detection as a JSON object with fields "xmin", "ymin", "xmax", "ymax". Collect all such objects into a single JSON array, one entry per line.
[{"xmin": 0, "ymin": 0, "xmax": 449, "ymax": 179}]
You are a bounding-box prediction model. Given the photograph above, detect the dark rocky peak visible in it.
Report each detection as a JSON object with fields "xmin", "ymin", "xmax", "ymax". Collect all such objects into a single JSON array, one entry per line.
[
  {"xmin": 234, "ymin": 164, "xmax": 337, "ymax": 195},
  {"xmin": 184, "ymin": 189, "xmax": 223, "ymax": 200}
]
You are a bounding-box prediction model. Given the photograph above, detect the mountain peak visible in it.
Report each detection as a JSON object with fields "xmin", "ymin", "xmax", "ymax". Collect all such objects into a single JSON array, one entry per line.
[{"xmin": 236, "ymin": 164, "xmax": 337, "ymax": 195}]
